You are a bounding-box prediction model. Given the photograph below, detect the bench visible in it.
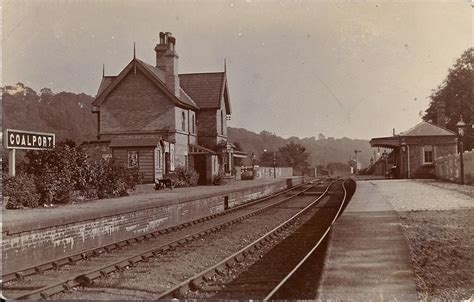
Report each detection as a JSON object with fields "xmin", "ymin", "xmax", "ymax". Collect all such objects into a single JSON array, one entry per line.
[{"xmin": 154, "ymin": 178, "xmax": 174, "ymax": 190}]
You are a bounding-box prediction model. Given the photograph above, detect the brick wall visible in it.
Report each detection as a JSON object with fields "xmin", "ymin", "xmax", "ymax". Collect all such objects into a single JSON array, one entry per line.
[
  {"xmin": 1, "ymin": 178, "xmax": 302, "ymax": 274},
  {"xmin": 435, "ymin": 150, "xmax": 473, "ymax": 185},
  {"xmin": 100, "ymin": 70, "xmax": 175, "ymax": 134},
  {"xmin": 409, "ymin": 143, "xmax": 457, "ymax": 178}
]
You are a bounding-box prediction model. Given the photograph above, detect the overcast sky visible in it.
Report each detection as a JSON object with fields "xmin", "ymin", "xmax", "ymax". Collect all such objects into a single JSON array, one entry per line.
[{"xmin": 2, "ymin": 0, "xmax": 471, "ymax": 140}]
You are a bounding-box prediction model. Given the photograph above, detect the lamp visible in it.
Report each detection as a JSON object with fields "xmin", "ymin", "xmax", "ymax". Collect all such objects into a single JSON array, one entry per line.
[
  {"xmin": 455, "ymin": 115, "xmax": 467, "ymax": 185},
  {"xmin": 456, "ymin": 115, "xmax": 466, "ymax": 137},
  {"xmin": 263, "ymin": 148, "xmax": 277, "ymax": 178},
  {"xmin": 401, "ymin": 140, "xmax": 407, "ymax": 152}
]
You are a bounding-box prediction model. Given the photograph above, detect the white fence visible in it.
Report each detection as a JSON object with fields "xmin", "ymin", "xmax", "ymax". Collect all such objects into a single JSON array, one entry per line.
[{"xmin": 435, "ymin": 150, "xmax": 473, "ymax": 185}]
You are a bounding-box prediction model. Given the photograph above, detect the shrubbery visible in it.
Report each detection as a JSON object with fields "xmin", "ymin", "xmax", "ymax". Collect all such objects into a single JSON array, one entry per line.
[
  {"xmin": 164, "ymin": 166, "xmax": 199, "ymax": 188},
  {"xmin": 3, "ymin": 173, "xmax": 40, "ymax": 209},
  {"xmin": 213, "ymin": 169, "xmax": 225, "ymax": 185},
  {"xmin": 174, "ymin": 166, "xmax": 199, "ymax": 187},
  {"xmin": 3, "ymin": 142, "xmax": 142, "ymax": 209},
  {"xmin": 92, "ymin": 158, "xmax": 142, "ymax": 199}
]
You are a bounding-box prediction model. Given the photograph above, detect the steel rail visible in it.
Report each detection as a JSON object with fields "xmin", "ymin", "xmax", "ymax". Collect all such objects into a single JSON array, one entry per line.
[
  {"xmin": 2, "ymin": 181, "xmax": 310, "ymax": 284},
  {"xmin": 9, "ymin": 181, "xmax": 324, "ymax": 300},
  {"xmin": 154, "ymin": 180, "xmax": 336, "ymax": 300},
  {"xmin": 262, "ymin": 179, "xmax": 348, "ymax": 300}
]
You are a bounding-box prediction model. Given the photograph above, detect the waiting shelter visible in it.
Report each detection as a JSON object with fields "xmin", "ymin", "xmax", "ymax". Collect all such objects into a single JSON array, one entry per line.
[{"xmin": 369, "ymin": 121, "xmax": 457, "ymax": 179}]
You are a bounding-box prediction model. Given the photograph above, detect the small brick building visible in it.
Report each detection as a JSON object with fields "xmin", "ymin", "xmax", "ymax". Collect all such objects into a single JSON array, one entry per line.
[
  {"xmin": 87, "ymin": 32, "xmax": 240, "ymax": 184},
  {"xmin": 369, "ymin": 121, "xmax": 457, "ymax": 179}
]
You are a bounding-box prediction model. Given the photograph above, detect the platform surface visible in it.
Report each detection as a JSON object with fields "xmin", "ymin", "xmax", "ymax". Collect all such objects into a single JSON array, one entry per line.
[
  {"xmin": 2, "ymin": 177, "xmax": 301, "ymax": 234},
  {"xmin": 316, "ymin": 181, "xmax": 418, "ymax": 300}
]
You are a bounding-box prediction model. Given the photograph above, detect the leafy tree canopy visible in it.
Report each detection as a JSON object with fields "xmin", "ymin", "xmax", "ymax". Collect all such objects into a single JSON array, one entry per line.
[{"xmin": 423, "ymin": 48, "xmax": 473, "ymax": 149}]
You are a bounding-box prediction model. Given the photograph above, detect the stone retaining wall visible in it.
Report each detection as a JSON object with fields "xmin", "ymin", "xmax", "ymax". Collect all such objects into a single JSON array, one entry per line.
[{"xmin": 1, "ymin": 177, "xmax": 302, "ymax": 274}]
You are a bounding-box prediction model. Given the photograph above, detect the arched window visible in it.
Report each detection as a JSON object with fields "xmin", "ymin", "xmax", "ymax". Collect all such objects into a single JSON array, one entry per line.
[{"xmin": 181, "ymin": 111, "xmax": 186, "ymax": 131}]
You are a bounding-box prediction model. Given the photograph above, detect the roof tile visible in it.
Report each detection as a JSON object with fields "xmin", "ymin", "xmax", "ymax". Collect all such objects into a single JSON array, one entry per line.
[
  {"xmin": 400, "ymin": 121, "xmax": 456, "ymax": 136},
  {"xmin": 179, "ymin": 73, "xmax": 225, "ymax": 109}
]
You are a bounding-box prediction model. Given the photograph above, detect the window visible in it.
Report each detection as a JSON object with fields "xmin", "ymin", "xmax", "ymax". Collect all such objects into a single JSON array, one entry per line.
[
  {"xmin": 181, "ymin": 111, "xmax": 186, "ymax": 131},
  {"xmin": 423, "ymin": 145, "xmax": 434, "ymax": 164},
  {"xmin": 192, "ymin": 114, "xmax": 195, "ymax": 133},
  {"xmin": 128, "ymin": 151, "xmax": 139, "ymax": 168},
  {"xmin": 221, "ymin": 110, "xmax": 224, "ymax": 134}
]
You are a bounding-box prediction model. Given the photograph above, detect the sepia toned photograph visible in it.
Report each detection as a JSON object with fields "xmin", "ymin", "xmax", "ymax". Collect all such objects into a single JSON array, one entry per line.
[{"xmin": 1, "ymin": 0, "xmax": 473, "ymax": 300}]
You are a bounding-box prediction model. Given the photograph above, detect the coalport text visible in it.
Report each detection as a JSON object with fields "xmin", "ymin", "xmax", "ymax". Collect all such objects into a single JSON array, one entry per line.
[{"xmin": 6, "ymin": 130, "xmax": 55, "ymax": 150}]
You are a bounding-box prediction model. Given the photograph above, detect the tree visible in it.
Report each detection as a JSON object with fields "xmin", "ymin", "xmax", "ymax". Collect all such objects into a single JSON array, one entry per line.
[
  {"xmin": 278, "ymin": 142, "xmax": 310, "ymax": 172},
  {"xmin": 423, "ymin": 48, "xmax": 473, "ymax": 150},
  {"xmin": 258, "ymin": 150, "xmax": 280, "ymax": 167}
]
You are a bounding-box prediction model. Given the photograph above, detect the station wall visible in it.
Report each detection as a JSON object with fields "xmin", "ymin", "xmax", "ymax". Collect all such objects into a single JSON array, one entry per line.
[{"xmin": 1, "ymin": 177, "xmax": 303, "ymax": 275}]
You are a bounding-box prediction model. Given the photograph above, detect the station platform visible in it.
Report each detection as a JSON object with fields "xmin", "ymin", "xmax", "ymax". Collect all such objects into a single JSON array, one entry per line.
[
  {"xmin": 316, "ymin": 181, "xmax": 418, "ymax": 300},
  {"xmin": 2, "ymin": 177, "xmax": 302, "ymax": 275},
  {"xmin": 2, "ymin": 177, "xmax": 301, "ymax": 234}
]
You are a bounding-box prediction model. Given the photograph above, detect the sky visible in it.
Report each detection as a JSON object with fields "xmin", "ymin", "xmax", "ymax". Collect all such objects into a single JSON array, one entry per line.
[{"xmin": 2, "ymin": 0, "xmax": 472, "ymax": 140}]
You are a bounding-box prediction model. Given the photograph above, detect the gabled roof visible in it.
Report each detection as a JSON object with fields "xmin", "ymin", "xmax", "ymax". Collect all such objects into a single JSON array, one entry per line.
[
  {"xmin": 399, "ymin": 121, "xmax": 456, "ymax": 137},
  {"xmin": 93, "ymin": 58, "xmax": 199, "ymax": 110},
  {"xmin": 179, "ymin": 72, "xmax": 231, "ymax": 113},
  {"xmin": 96, "ymin": 76, "xmax": 116, "ymax": 97}
]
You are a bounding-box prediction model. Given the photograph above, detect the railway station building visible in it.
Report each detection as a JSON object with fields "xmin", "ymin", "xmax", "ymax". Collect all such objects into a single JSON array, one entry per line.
[
  {"xmin": 88, "ymin": 32, "xmax": 242, "ymax": 184},
  {"xmin": 369, "ymin": 121, "xmax": 457, "ymax": 179}
]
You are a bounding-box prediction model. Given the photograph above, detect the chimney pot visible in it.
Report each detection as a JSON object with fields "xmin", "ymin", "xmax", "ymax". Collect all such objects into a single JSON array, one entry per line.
[{"xmin": 155, "ymin": 31, "xmax": 179, "ymax": 97}]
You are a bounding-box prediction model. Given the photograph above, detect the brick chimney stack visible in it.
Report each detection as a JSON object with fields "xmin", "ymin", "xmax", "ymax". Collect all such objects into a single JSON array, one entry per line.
[
  {"xmin": 155, "ymin": 32, "xmax": 179, "ymax": 96},
  {"xmin": 435, "ymin": 100, "xmax": 447, "ymax": 128}
]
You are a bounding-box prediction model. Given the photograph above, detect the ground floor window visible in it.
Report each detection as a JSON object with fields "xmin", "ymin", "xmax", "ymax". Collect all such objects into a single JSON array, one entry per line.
[
  {"xmin": 423, "ymin": 145, "xmax": 434, "ymax": 164},
  {"xmin": 128, "ymin": 151, "xmax": 139, "ymax": 168}
]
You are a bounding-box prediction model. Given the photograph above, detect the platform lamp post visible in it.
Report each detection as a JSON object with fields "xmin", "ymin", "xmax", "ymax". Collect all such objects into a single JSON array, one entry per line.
[
  {"xmin": 400, "ymin": 140, "xmax": 407, "ymax": 179},
  {"xmin": 263, "ymin": 149, "xmax": 277, "ymax": 178},
  {"xmin": 456, "ymin": 115, "xmax": 467, "ymax": 185}
]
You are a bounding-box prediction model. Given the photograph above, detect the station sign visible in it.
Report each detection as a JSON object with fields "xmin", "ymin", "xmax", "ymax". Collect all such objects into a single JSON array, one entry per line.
[{"xmin": 4, "ymin": 129, "xmax": 55, "ymax": 150}]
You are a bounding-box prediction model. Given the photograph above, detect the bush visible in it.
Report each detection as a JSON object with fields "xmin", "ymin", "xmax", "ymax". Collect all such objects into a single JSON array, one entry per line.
[
  {"xmin": 174, "ymin": 166, "xmax": 200, "ymax": 187},
  {"xmin": 24, "ymin": 142, "xmax": 143, "ymax": 203},
  {"xmin": 25, "ymin": 144, "xmax": 80, "ymax": 204},
  {"xmin": 213, "ymin": 169, "xmax": 225, "ymax": 185},
  {"xmin": 92, "ymin": 158, "xmax": 142, "ymax": 199},
  {"xmin": 3, "ymin": 173, "xmax": 40, "ymax": 209}
]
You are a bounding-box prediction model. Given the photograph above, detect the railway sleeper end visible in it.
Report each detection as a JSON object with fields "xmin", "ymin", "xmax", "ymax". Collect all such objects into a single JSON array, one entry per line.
[
  {"xmin": 234, "ymin": 254, "xmax": 245, "ymax": 263},
  {"xmin": 190, "ymin": 277, "xmax": 204, "ymax": 291},
  {"xmin": 226, "ymin": 258, "xmax": 236, "ymax": 268},
  {"xmin": 202, "ymin": 271, "xmax": 216, "ymax": 282},
  {"xmin": 129, "ymin": 256, "xmax": 143, "ymax": 265},
  {"xmin": 75, "ymin": 271, "xmax": 100, "ymax": 286},
  {"xmin": 215, "ymin": 266, "xmax": 227, "ymax": 276},
  {"xmin": 14, "ymin": 272, "xmax": 24, "ymax": 281},
  {"xmin": 176, "ymin": 283, "xmax": 191, "ymax": 298}
]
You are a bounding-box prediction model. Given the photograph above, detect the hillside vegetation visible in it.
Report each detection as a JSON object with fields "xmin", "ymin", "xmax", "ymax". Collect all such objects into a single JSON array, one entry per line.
[
  {"xmin": 229, "ymin": 128, "xmax": 371, "ymax": 167},
  {"xmin": 3, "ymin": 83, "xmax": 371, "ymax": 168}
]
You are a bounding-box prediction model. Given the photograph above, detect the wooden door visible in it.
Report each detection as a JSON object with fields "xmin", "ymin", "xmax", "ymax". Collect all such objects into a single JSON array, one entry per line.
[{"xmin": 154, "ymin": 147, "xmax": 163, "ymax": 181}]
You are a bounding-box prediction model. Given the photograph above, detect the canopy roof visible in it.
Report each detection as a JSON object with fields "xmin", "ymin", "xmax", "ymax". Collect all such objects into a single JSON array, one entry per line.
[{"xmin": 370, "ymin": 121, "xmax": 457, "ymax": 148}]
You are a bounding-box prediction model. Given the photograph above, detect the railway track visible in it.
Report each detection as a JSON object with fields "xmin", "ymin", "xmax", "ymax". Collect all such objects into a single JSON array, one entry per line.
[
  {"xmin": 155, "ymin": 178, "xmax": 354, "ymax": 300},
  {"xmin": 2, "ymin": 179, "xmax": 335, "ymax": 300}
]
